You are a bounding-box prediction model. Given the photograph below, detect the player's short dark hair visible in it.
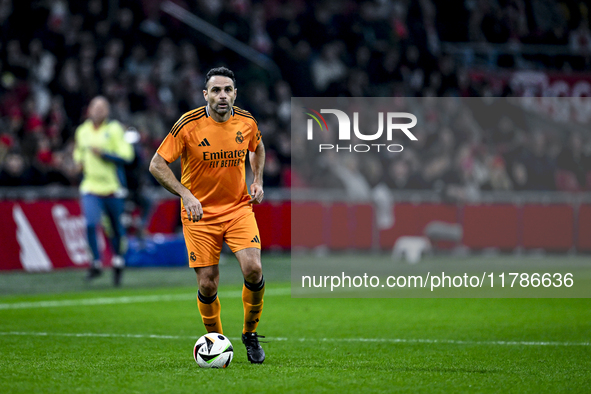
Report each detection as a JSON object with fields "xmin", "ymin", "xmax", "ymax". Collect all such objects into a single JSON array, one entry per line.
[{"xmin": 205, "ymin": 67, "xmax": 236, "ymax": 89}]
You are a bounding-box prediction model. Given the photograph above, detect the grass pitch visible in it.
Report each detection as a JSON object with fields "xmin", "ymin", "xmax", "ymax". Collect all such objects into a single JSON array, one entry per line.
[{"xmin": 0, "ymin": 254, "xmax": 590, "ymax": 393}]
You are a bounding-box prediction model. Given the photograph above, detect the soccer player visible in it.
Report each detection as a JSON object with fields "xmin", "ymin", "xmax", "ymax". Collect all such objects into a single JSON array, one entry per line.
[
  {"xmin": 149, "ymin": 67, "xmax": 267, "ymax": 364},
  {"xmin": 73, "ymin": 96, "xmax": 134, "ymax": 286}
]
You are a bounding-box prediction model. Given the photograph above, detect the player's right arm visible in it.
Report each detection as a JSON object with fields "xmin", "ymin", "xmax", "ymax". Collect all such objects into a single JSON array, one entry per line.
[{"xmin": 149, "ymin": 153, "xmax": 203, "ymax": 222}]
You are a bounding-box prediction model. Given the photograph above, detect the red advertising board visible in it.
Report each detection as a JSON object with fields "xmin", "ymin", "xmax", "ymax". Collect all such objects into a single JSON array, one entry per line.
[
  {"xmin": 0, "ymin": 198, "xmax": 586, "ymax": 271},
  {"xmin": 462, "ymin": 204, "xmax": 519, "ymax": 250},
  {"xmin": 0, "ymin": 200, "xmax": 98, "ymax": 271}
]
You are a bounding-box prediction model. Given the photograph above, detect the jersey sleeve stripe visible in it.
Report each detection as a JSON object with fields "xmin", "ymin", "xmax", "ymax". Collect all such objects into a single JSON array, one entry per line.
[
  {"xmin": 170, "ymin": 109, "xmax": 204, "ymax": 136},
  {"xmin": 172, "ymin": 113, "xmax": 205, "ymax": 137},
  {"xmin": 171, "ymin": 108, "xmax": 205, "ymax": 133},
  {"xmin": 171, "ymin": 108, "xmax": 204, "ymax": 128},
  {"xmin": 235, "ymin": 113, "xmax": 258, "ymax": 125},
  {"xmin": 233, "ymin": 109, "xmax": 258, "ymax": 125},
  {"xmin": 170, "ymin": 109, "xmax": 206, "ymax": 137},
  {"xmin": 233, "ymin": 107, "xmax": 251, "ymax": 115},
  {"xmin": 234, "ymin": 108, "xmax": 255, "ymax": 117}
]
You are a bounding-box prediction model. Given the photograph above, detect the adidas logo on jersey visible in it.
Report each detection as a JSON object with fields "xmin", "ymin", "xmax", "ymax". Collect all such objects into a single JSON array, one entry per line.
[
  {"xmin": 198, "ymin": 138, "xmax": 211, "ymax": 147},
  {"xmin": 251, "ymin": 235, "xmax": 260, "ymax": 244}
]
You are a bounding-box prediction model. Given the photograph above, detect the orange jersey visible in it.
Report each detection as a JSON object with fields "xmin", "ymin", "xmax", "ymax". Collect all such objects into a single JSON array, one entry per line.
[{"xmin": 157, "ymin": 105, "xmax": 262, "ymax": 223}]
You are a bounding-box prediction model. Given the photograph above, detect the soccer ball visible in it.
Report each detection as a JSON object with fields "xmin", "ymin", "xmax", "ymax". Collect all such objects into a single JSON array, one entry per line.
[{"xmin": 193, "ymin": 333, "xmax": 233, "ymax": 368}]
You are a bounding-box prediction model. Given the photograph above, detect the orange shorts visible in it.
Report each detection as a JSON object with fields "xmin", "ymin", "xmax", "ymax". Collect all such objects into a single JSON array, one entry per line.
[{"xmin": 182, "ymin": 211, "xmax": 261, "ymax": 267}]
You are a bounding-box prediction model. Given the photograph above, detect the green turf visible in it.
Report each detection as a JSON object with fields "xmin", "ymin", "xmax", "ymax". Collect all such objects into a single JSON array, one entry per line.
[{"xmin": 0, "ymin": 254, "xmax": 590, "ymax": 393}]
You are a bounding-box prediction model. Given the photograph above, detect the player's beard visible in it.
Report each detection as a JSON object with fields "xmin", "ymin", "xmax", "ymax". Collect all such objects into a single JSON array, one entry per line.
[{"xmin": 214, "ymin": 101, "xmax": 231, "ymax": 115}]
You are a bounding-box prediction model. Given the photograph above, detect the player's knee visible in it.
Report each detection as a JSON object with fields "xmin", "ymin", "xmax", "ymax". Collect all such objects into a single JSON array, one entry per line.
[
  {"xmin": 243, "ymin": 262, "xmax": 262, "ymax": 284},
  {"xmin": 199, "ymin": 279, "xmax": 218, "ymax": 296}
]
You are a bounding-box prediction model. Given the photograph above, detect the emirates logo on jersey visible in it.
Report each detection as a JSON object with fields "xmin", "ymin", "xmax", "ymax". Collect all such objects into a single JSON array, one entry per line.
[{"xmin": 235, "ymin": 131, "xmax": 244, "ymax": 144}]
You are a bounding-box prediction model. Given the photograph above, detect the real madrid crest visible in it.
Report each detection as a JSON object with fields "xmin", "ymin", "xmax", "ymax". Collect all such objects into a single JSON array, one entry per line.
[{"xmin": 235, "ymin": 131, "xmax": 244, "ymax": 144}]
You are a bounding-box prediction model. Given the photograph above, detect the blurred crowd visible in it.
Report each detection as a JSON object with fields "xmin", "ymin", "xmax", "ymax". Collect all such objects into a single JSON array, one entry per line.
[
  {"xmin": 0, "ymin": 0, "xmax": 590, "ymax": 193},
  {"xmin": 292, "ymin": 97, "xmax": 591, "ymax": 203}
]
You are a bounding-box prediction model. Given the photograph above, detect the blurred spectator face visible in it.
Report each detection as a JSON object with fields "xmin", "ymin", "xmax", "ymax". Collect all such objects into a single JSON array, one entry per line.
[
  {"xmin": 88, "ymin": 0, "xmax": 102, "ymax": 16},
  {"xmin": 488, "ymin": 156, "xmax": 511, "ymax": 190},
  {"xmin": 29, "ymin": 39, "xmax": 43, "ymax": 57},
  {"xmin": 60, "ymin": 59, "xmax": 80, "ymax": 91},
  {"xmin": 322, "ymin": 44, "xmax": 338, "ymax": 61},
  {"xmin": 202, "ymin": 0, "xmax": 223, "ymax": 16},
  {"xmin": 265, "ymin": 151, "xmax": 281, "ymax": 176},
  {"xmin": 274, "ymin": 80, "xmax": 291, "ymax": 102},
  {"xmin": 80, "ymin": 43, "xmax": 96, "ymax": 62},
  {"xmin": 118, "ymin": 8, "xmax": 133, "ymax": 29},
  {"xmin": 52, "ymin": 150, "xmax": 64, "ymax": 169},
  {"xmin": 180, "ymin": 42, "xmax": 198, "ymax": 65},
  {"xmin": 87, "ymin": 96, "xmax": 110, "ymax": 125},
  {"xmin": 68, "ymin": 14, "xmax": 83, "ymax": 33},
  {"xmin": 251, "ymin": 83, "xmax": 269, "ymax": 103},
  {"xmin": 383, "ymin": 49, "xmax": 400, "ymax": 71},
  {"xmin": 0, "ymin": 0, "xmax": 12, "ymax": 23},
  {"xmin": 157, "ymin": 38, "xmax": 176, "ymax": 59},
  {"xmin": 8, "ymin": 106, "xmax": 23, "ymax": 129},
  {"xmin": 131, "ymin": 46, "xmax": 147, "ymax": 62},
  {"xmin": 4, "ymin": 152, "xmax": 25, "ymax": 176},
  {"xmin": 439, "ymin": 56, "xmax": 455, "ymax": 76},
  {"xmin": 512, "ymin": 162, "xmax": 528, "ymax": 187},
  {"xmin": 455, "ymin": 143, "xmax": 473, "ymax": 168},
  {"xmin": 105, "ymin": 39, "xmax": 124, "ymax": 58},
  {"xmin": 36, "ymin": 135, "xmax": 53, "ymax": 165},
  {"xmin": 360, "ymin": 2, "xmax": 379, "ymax": 21},
  {"xmin": 423, "ymin": 156, "xmax": 450, "ymax": 181},
  {"xmin": 95, "ymin": 20, "xmax": 110, "ymax": 39},
  {"xmin": 80, "ymin": 61, "xmax": 95, "ymax": 80},
  {"xmin": 294, "ymin": 41, "xmax": 311, "ymax": 60},
  {"xmin": 342, "ymin": 155, "xmax": 361, "ymax": 172},
  {"xmin": 277, "ymin": 133, "xmax": 291, "ymax": 157},
  {"xmin": 391, "ymin": 160, "xmax": 410, "ymax": 185},
  {"xmin": 99, "ymin": 57, "xmax": 118, "ymax": 79},
  {"xmin": 259, "ymin": 119, "xmax": 277, "ymax": 139}
]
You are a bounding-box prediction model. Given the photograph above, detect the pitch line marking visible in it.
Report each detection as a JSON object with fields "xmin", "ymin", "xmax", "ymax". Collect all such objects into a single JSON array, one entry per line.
[
  {"xmin": 0, "ymin": 331, "xmax": 588, "ymax": 347},
  {"xmin": 0, "ymin": 288, "xmax": 291, "ymax": 310}
]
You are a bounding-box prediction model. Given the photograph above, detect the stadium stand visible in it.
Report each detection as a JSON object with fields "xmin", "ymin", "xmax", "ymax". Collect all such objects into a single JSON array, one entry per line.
[{"xmin": 1, "ymin": 0, "xmax": 590, "ymax": 193}]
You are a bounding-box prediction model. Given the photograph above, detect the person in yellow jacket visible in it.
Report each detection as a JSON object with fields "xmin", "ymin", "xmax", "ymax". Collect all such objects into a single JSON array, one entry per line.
[{"xmin": 73, "ymin": 96, "xmax": 134, "ymax": 286}]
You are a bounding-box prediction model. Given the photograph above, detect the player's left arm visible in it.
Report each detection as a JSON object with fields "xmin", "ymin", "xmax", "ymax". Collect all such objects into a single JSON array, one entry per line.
[
  {"xmin": 72, "ymin": 126, "xmax": 84, "ymax": 173},
  {"xmin": 248, "ymin": 141, "xmax": 265, "ymax": 204},
  {"xmin": 93, "ymin": 122, "xmax": 134, "ymax": 165}
]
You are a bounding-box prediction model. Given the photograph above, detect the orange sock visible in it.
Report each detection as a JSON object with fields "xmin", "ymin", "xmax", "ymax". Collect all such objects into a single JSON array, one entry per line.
[
  {"xmin": 197, "ymin": 292, "xmax": 223, "ymax": 334},
  {"xmin": 242, "ymin": 278, "xmax": 265, "ymax": 334}
]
